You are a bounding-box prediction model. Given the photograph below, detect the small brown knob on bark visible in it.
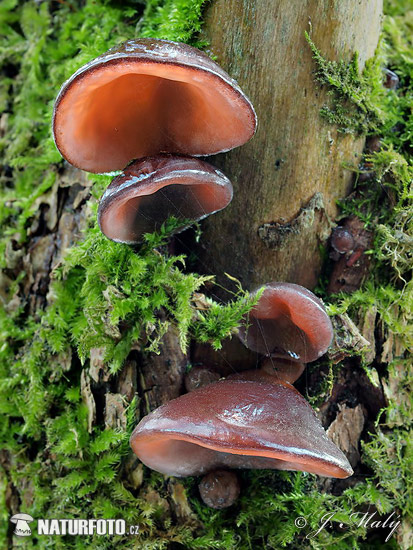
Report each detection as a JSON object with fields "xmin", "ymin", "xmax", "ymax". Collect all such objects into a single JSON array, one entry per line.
[
  {"xmin": 185, "ymin": 366, "xmax": 221, "ymax": 392},
  {"xmin": 331, "ymin": 227, "xmax": 355, "ymax": 254},
  {"xmin": 365, "ymin": 135, "xmax": 382, "ymax": 153},
  {"xmin": 199, "ymin": 469, "xmax": 240, "ymax": 509}
]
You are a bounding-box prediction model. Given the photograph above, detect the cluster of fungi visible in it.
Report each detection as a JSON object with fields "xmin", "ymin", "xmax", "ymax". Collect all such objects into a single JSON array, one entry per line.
[
  {"xmin": 53, "ymin": 38, "xmax": 352, "ymax": 510},
  {"xmin": 53, "ymin": 38, "xmax": 255, "ymax": 241}
]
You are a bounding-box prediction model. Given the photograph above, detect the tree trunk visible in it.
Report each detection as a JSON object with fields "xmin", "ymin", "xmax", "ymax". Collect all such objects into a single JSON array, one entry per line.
[
  {"xmin": 3, "ymin": 1, "xmax": 402, "ymax": 547},
  {"xmin": 196, "ymin": 0, "xmax": 382, "ymax": 291}
]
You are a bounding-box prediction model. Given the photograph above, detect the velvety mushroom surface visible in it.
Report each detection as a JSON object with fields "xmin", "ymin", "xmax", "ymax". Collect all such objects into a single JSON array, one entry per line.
[
  {"xmin": 238, "ymin": 282, "xmax": 333, "ymax": 363},
  {"xmin": 98, "ymin": 155, "xmax": 233, "ymax": 243},
  {"xmin": 130, "ymin": 379, "xmax": 353, "ymax": 478},
  {"xmin": 53, "ymin": 38, "xmax": 257, "ymax": 173}
]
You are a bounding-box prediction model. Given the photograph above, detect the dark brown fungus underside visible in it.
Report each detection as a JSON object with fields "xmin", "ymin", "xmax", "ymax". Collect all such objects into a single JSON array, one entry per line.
[
  {"xmin": 238, "ymin": 282, "xmax": 334, "ymax": 363},
  {"xmin": 98, "ymin": 155, "xmax": 233, "ymax": 244},
  {"xmin": 130, "ymin": 380, "xmax": 353, "ymax": 478}
]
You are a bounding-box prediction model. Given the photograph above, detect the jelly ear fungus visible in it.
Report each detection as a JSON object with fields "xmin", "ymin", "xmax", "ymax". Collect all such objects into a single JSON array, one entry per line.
[
  {"xmin": 227, "ymin": 358, "xmax": 306, "ymax": 385},
  {"xmin": 52, "ymin": 39, "xmax": 350, "ymax": 494},
  {"xmin": 238, "ymin": 282, "xmax": 334, "ymax": 364},
  {"xmin": 53, "ymin": 38, "xmax": 255, "ymax": 242},
  {"xmin": 130, "ymin": 379, "xmax": 353, "ymax": 479},
  {"xmin": 97, "ymin": 155, "xmax": 233, "ymax": 244},
  {"xmin": 53, "ymin": 38, "xmax": 257, "ymax": 174}
]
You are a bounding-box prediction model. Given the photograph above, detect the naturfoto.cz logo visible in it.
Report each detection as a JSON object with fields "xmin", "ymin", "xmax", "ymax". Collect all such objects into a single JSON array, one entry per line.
[{"xmin": 10, "ymin": 514, "xmax": 140, "ymax": 537}]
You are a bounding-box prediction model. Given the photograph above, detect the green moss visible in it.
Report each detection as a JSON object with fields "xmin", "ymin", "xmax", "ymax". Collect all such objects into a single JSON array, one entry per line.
[
  {"xmin": 181, "ymin": 467, "xmax": 407, "ymax": 550},
  {"xmin": 140, "ymin": 0, "xmax": 209, "ymax": 46},
  {"xmin": 50, "ymin": 215, "xmax": 255, "ymax": 369},
  {"xmin": 306, "ymin": 3, "xmax": 412, "ymax": 548},
  {"xmin": 305, "ymin": 32, "xmax": 391, "ymax": 135},
  {"xmin": 0, "ymin": 1, "xmax": 250, "ymax": 548},
  {"xmin": 0, "ymin": 1, "xmax": 412, "ymax": 549}
]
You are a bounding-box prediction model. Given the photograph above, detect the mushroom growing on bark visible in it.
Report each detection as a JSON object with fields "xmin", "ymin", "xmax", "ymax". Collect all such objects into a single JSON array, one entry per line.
[
  {"xmin": 238, "ymin": 282, "xmax": 333, "ymax": 363},
  {"xmin": 227, "ymin": 357, "xmax": 306, "ymax": 385},
  {"xmin": 199, "ymin": 469, "xmax": 241, "ymax": 509},
  {"xmin": 130, "ymin": 379, "xmax": 353, "ymax": 479},
  {"xmin": 98, "ymin": 155, "xmax": 233, "ymax": 244},
  {"xmin": 331, "ymin": 227, "xmax": 355, "ymax": 255},
  {"xmin": 53, "ymin": 38, "xmax": 257, "ymax": 174}
]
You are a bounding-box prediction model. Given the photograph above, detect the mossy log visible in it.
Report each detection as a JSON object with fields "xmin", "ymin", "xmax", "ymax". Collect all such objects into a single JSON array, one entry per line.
[
  {"xmin": 3, "ymin": 1, "xmax": 411, "ymax": 548},
  {"xmin": 196, "ymin": 0, "xmax": 382, "ymax": 290}
]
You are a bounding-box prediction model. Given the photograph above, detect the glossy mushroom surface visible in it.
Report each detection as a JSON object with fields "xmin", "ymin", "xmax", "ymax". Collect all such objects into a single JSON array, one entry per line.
[
  {"xmin": 199, "ymin": 470, "xmax": 240, "ymax": 509},
  {"xmin": 238, "ymin": 283, "xmax": 333, "ymax": 363},
  {"xmin": 331, "ymin": 227, "xmax": 355, "ymax": 254},
  {"xmin": 130, "ymin": 379, "xmax": 353, "ymax": 478},
  {"xmin": 98, "ymin": 155, "xmax": 233, "ymax": 243},
  {"xmin": 53, "ymin": 38, "xmax": 257, "ymax": 173},
  {"xmin": 227, "ymin": 358, "xmax": 306, "ymax": 385}
]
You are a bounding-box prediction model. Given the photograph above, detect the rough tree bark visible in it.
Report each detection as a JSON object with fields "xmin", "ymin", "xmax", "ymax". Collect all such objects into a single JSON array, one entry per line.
[
  {"xmin": 196, "ymin": 0, "xmax": 382, "ymax": 291},
  {"xmin": 2, "ymin": 0, "xmax": 391, "ymax": 541}
]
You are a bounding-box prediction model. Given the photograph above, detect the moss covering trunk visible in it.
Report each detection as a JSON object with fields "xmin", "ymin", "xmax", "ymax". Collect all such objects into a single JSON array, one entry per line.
[
  {"xmin": 0, "ymin": 1, "xmax": 411, "ymax": 550},
  {"xmin": 197, "ymin": 0, "xmax": 382, "ymax": 290}
]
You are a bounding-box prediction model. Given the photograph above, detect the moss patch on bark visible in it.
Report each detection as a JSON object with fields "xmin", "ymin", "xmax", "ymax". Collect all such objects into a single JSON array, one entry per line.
[{"xmin": 0, "ymin": 1, "xmax": 411, "ymax": 549}]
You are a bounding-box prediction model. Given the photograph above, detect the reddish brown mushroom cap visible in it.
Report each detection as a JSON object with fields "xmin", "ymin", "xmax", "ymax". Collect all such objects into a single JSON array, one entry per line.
[
  {"xmin": 261, "ymin": 357, "xmax": 306, "ymax": 384},
  {"xmin": 53, "ymin": 38, "xmax": 257, "ymax": 174},
  {"xmin": 97, "ymin": 155, "xmax": 233, "ymax": 244},
  {"xmin": 130, "ymin": 379, "xmax": 353, "ymax": 478},
  {"xmin": 227, "ymin": 358, "xmax": 306, "ymax": 385},
  {"xmin": 199, "ymin": 470, "xmax": 240, "ymax": 509},
  {"xmin": 331, "ymin": 227, "xmax": 355, "ymax": 254},
  {"xmin": 238, "ymin": 282, "xmax": 333, "ymax": 363}
]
